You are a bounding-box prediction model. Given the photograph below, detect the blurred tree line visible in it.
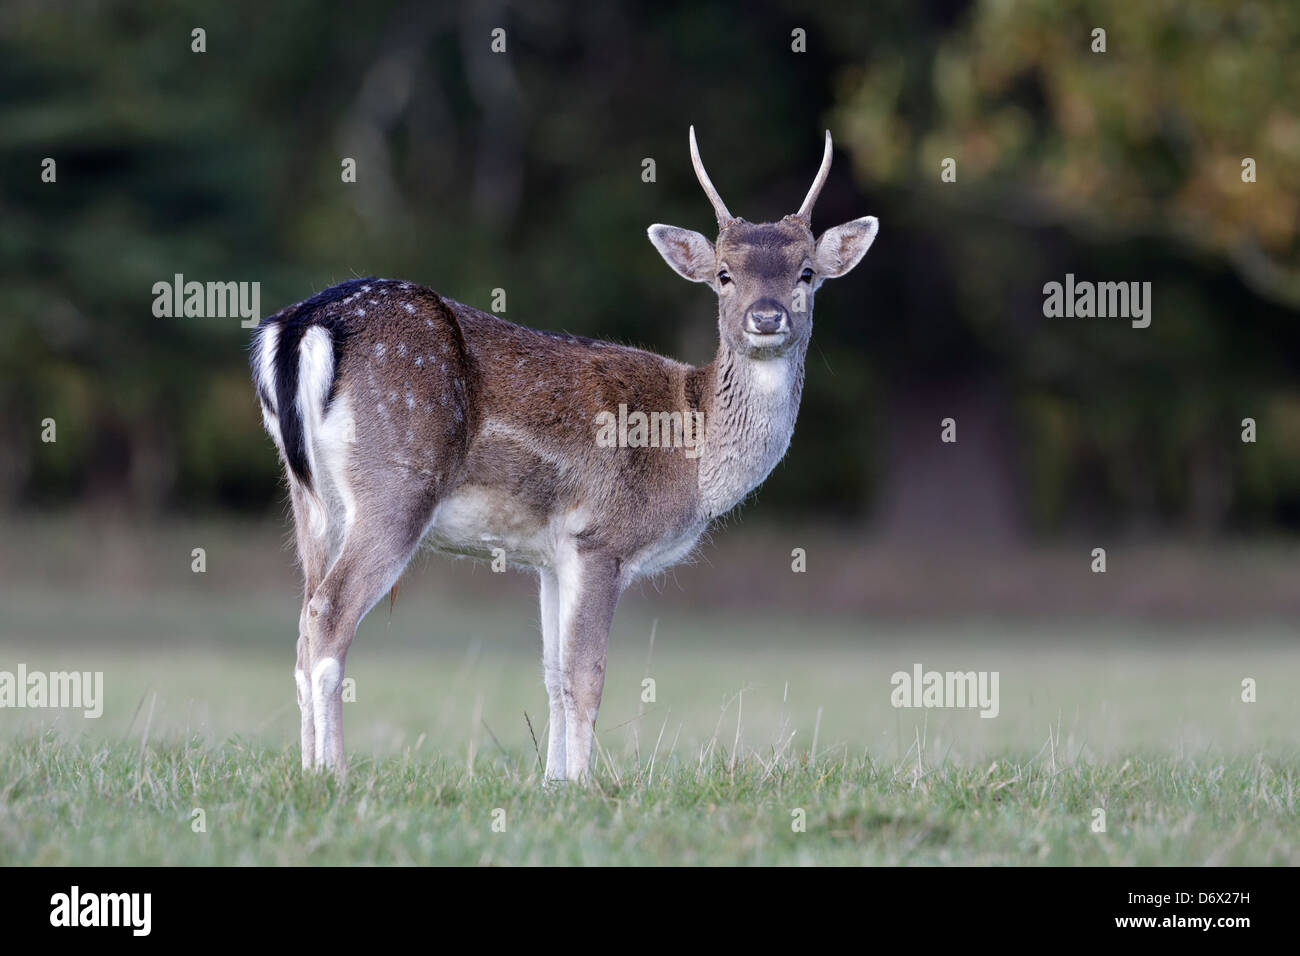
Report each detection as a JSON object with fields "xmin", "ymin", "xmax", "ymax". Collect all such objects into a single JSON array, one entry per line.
[{"xmin": 2, "ymin": 0, "xmax": 1298, "ymax": 540}]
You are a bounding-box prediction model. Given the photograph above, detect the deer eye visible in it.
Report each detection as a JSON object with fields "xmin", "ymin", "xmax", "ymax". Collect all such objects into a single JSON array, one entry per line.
[
  {"xmin": 717, "ymin": 270, "xmax": 731, "ymax": 286},
  {"xmin": 799, "ymin": 268, "xmax": 814, "ymax": 284}
]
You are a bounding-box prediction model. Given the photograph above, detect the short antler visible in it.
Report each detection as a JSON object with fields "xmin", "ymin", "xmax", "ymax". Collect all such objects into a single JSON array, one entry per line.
[
  {"xmin": 689, "ymin": 125, "xmax": 733, "ymax": 228},
  {"xmin": 794, "ymin": 129, "xmax": 833, "ymax": 223}
]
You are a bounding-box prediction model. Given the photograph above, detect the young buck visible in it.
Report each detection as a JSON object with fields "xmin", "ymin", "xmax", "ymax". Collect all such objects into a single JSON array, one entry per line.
[{"xmin": 251, "ymin": 127, "xmax": 878, "ymax": 782}]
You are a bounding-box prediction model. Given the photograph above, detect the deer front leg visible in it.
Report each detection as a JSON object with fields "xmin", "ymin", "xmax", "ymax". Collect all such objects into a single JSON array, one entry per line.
[
  {"xmin": 555, "ymin": 550, "xmax": 621, "ymax": 783},
  {"xmin": 538, "ymin": 568, "xmax": 567, "ymax": 781}
]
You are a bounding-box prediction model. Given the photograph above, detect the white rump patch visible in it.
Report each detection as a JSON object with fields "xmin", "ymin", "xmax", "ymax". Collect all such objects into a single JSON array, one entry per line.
[
  {"xmin": 291, "ymin": 326, "xmax": 345, "ymax": 540},
  {"xmin": 299, "ymin": 326, "xmax": 334, "ymax": 407},
  {"xmin": 316, "ymin": 393, "xmax": 358, "ymax": 539},
  {"xmin": 297, "ymin": 326, "xmax": 334, "ymax": 484},
  {"xmin": 254, "ymin": 323, "xmax": 283, "ymax": 448}
]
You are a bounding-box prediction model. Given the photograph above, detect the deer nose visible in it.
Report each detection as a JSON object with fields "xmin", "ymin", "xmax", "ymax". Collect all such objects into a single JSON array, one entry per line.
[{"xmin": 745, "ymin": 300, "xmax": 788, "ymax": 335}]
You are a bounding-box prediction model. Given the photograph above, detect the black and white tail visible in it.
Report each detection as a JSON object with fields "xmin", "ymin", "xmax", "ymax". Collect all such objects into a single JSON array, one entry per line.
[{"xmin": 249, "ymin": 278, "xmax": 374, "ymax": 490}]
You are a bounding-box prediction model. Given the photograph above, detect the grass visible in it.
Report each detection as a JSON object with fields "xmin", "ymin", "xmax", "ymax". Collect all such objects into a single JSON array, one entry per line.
[
  {"xmin": 1, "ymin": 518, "xmax": 1299, "ymax": 865},
  {"xmin": 2, "ymin": 621, "xmax": 1298, "ymax": 864},
  {"xmin": 2, "ymin": 734, "xmax": 1295, "ymax": 865}
]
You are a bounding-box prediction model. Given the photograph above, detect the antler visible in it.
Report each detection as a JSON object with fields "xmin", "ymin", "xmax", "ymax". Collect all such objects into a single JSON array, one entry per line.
[
  {"xmin": 794, "ymin": 129, "xmax": 833, "ymax": 223},
  {"xmin": 689, "ymin": 125, "xmax": 733, "ymax": 227}
]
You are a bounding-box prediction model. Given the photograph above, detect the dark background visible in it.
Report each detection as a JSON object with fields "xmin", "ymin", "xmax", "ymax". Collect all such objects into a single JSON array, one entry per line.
[{"xmin": 3, "ymin": 0, "xmax": 1299, "ymax": 551}]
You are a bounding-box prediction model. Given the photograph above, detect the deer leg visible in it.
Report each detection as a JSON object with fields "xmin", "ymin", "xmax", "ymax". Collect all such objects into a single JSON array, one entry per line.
[
  {"xmin": 289, "ymin": 482, "xmax": 331, "ymax": 770},
  {"xmin": 303, "ymin": 491, "xmax": 435, "ymax": 777},
  {"xmin": 538, "ymin": 567, "xmax": 566, "ymax": 780},
  {"xmin": 556, "ymin": 550, "xmax": 622, "ymax": 783}
]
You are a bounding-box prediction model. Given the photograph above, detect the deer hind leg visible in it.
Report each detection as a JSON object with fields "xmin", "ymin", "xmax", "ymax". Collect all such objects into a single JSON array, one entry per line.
[
  {"xmin": 554, "ymin": 549, "xmax": 622, "ymax": 783},
  {"xmin": 289, "ymin": 481, "xmax": 331, "ymax": 770},
  {"xmin": 303, "ymin": 486, "xmax": 436, "ymax": 777},
  {"xmin": 538, "ymin": 568, "xmax": 566, "ymax": 780}
]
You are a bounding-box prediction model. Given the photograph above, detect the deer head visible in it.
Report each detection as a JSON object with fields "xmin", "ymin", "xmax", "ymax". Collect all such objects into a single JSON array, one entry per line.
[{"xmin": 648, "ymin": 127, "xmax": 878, "ymax": 360}]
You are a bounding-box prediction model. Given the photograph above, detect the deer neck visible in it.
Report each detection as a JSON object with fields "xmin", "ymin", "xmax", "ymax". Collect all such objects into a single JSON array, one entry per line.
[{"xmin": 696, "ymin": 337, "xmax": 807, "ymax": 521}]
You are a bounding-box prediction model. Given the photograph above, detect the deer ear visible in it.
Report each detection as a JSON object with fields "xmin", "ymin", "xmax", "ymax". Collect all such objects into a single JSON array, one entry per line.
[
  {"xmin": 648, "ymin": 224, "xmax": 716, "ymax": 284},
  {"xmin": 813, "ymin": 216, "xmax": 878, "ymax": 279}
]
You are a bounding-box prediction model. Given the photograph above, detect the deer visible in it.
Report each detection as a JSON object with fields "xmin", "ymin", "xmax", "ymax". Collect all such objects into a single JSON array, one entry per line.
[{"xmin": 250, "ymin": 127, "xmax": 878, "ymax": 783}]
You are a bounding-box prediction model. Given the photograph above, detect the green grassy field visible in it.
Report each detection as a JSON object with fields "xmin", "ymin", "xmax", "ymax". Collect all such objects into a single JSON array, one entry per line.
[
  {"xmin": 1, "ymin": 519, "xmax": 1298, "ymax": 865},
  {"xmin": 3, "ymin": 597, "xmax": 1299, "ymax": 863}
]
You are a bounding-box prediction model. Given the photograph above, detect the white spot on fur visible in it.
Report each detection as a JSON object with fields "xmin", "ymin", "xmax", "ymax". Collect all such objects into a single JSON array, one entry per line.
[
  {"xmin": 374, "ymin": 342, "xmax": 386, "ymax": 358},
  {"xmin": 404, "ymin": 303, "xmax": 416, "ymax": 314}
]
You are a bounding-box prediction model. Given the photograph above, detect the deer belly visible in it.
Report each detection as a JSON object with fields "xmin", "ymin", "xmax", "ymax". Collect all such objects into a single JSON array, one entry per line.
[
  {"xmin": 623, "ymin": 523, "xmax": 707, "ymax": 583},
  {"xmin": 423, "ymin": 485, "xmax": 552, "ymax": 566}
]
